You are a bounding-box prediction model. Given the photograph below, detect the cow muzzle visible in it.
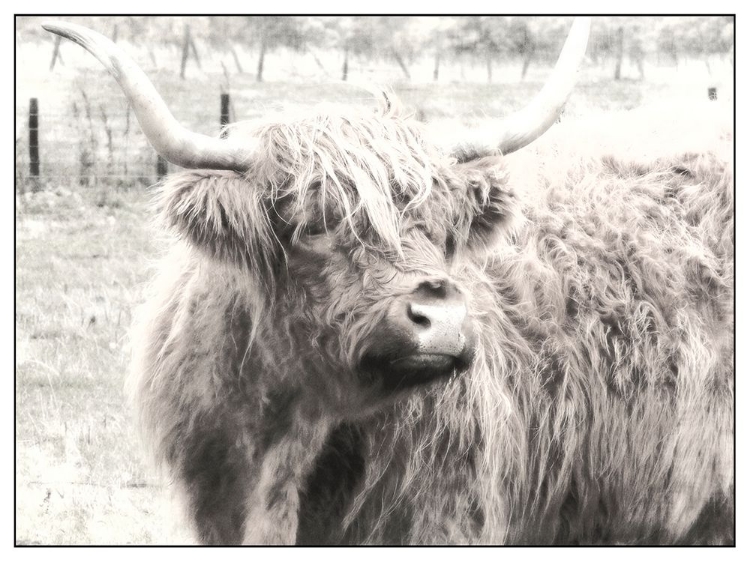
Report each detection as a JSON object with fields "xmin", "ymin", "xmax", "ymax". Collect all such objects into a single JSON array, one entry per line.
[{"xmin": 361, "ymin": 278, "xmax": 476, "ymax": 392}]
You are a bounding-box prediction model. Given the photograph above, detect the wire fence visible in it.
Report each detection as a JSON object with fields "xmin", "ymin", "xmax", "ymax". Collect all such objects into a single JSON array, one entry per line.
[
  {"xmin": 15, "ymin": 44, "xmax": 732, "ymax": 194},
  {"xmin": 15, "ymin": 94, "xmax": 243, "ymax": 193},
  {"xmin": 15, "ymin": 55, "xmax": 434, "ymax": 192}
]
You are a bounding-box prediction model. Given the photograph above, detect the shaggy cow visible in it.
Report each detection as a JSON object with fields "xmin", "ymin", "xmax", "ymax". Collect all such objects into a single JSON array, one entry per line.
[{"xmin": 44, "ymin": 19, "xmax": 733, "ymax": 545}]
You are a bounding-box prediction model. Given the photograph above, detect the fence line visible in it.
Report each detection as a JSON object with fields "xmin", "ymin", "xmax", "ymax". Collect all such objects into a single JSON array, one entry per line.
[
  {"xmin": 17, "ymin": 82, "xmax": 723, "ymax": 191},
  {"xmin": 19, "ymin": 93, "xmax": 236, "ymax": 189},
  {"xmin": 15, "ymin": 111, "xmax": 226, "ymax": 119},
  {"xmin": 16, "ymin": 173, "xmax": 164, "ymax": 177}
]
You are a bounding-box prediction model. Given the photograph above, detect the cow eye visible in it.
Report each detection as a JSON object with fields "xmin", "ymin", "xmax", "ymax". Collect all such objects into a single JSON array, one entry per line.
[
  {"xmin": 293, "ymin": 222, "xmax": 333, "ymax": 254},
  {"xmin": 300, "ymin": 221, "xmax": 326, "ymax": 237}
]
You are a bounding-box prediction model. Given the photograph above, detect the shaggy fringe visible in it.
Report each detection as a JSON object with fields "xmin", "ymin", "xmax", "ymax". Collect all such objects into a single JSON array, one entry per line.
[{"xmin": 236, "ymin": 97, "xmax": 438, "ymax": 254}]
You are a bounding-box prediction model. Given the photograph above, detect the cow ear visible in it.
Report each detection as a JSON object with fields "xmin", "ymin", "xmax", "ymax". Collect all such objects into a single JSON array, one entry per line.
[
  {"xmin": 456, "ymin": 158, "xmax": 523, "ymax": 250},
  {"xmin": 158, "ymin": 170, "xmax": 278, "ymax": 274}
]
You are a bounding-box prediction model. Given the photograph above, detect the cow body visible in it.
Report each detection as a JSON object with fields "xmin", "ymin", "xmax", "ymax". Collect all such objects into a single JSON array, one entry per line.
[
  {"xmin": 43, "ymin": 20, "xmax": 733, "ymax": 546},
  {"xmin": 299, "ymin": 115, "xmax": 734, "ymax": 545},
  {"xmin": 131, "ymin": 105, "xmax": 733, "ymax": 545}
]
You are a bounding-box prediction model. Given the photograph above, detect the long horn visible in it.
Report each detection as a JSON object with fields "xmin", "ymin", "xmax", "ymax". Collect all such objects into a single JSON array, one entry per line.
[
  {"xmin": 42, "ymin": 21, "xmax": 253, "ymax": 171},
  {"xmin": 451, "ymin": 17, "xmax": 590, "ymax": 160}
]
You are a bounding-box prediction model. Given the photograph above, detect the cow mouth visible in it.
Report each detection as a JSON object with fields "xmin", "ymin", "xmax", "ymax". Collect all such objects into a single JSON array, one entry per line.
[
  {"xmin": 390, "ymin": 353, "xmax": 457, "ymax": 371},
  {"xmin": 360, "ymin": 352, "xmax": 470, "ymax": 393}
]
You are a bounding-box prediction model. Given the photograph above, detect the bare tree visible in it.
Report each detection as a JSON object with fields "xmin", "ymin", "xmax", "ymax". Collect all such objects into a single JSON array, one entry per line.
[{"xmin": 244, "ymin": 17, "xmax": 308, "ymax": 82}]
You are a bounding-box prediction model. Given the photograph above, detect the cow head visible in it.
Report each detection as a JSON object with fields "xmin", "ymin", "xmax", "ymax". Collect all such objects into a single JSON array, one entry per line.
[{"xmin": 43, "ymin": 19, "xmax": 589, "ymax": 415}]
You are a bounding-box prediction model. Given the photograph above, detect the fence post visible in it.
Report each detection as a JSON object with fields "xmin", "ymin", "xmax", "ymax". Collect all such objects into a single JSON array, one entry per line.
[
  {"xmin": 29, "ymin": 98, "xmax": 40, "ymax": 191},
  {"xmin": 220, "ymin": 93, "xmax": 230, "ymax": 138},
  {"xmin": 156, "ymin": 155, "xmax": 168, "ymax": 180}
]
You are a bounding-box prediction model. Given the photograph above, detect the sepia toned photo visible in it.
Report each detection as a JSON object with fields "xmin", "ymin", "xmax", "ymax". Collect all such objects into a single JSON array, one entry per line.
[{"xmin": 15, "ymin": 15, "xmax": 734, "ymax": 546}]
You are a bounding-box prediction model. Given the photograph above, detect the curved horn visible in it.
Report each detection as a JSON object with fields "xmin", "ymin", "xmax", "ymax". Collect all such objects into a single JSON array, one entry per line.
[
  {"xmin": 42, "ymin": 21, "xmax": 253, "ymax": 171},
  {"xmin": 451, "ymin": 17, "xmax": 590, "ymax": 160}
]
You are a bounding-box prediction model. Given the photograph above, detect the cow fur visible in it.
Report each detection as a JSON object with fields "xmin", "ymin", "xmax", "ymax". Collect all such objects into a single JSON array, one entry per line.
[{"xmin": 131, "ymin": 98, "xmax": 733, "ymax": 545}]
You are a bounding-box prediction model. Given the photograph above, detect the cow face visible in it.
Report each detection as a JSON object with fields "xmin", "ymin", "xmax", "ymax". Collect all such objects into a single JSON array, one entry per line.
[
  {"xmin": 41, "ymin": 19, "xmax": 584, "ymax": 415},
  {"xmin": 159, "ymin": 105, "xmax": 521, "ymax": 413}
]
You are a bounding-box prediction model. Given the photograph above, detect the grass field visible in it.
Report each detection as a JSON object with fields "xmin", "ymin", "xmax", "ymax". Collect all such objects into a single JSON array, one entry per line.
[
  {"xmin": 15, "ymin": 28, "xmax": 734, "ymax": 544},
  {"xmin": 15, "ymin": 186, "xmax": 176, "ymax": 544}
]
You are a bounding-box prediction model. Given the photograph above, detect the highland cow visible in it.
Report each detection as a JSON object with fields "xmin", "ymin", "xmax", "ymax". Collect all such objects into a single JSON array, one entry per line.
[{"xmin": 44, "ymin": 18, "xmax": 733, "ymax": 545}]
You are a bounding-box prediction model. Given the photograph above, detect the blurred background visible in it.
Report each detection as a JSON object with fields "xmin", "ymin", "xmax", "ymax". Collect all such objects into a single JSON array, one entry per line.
[
  {"xmin": 14, "ymin": 15, "xmax": 734, "ymax": 545},
  {"xmin": 16, "ymin": 15, "xmax": 734, "ymax": 191}
]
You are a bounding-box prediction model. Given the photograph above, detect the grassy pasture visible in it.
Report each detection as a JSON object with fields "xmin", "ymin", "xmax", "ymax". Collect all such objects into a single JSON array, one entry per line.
[{"xmin": 15, "ymin": 29, "xmax": 733, "ymax": 544}]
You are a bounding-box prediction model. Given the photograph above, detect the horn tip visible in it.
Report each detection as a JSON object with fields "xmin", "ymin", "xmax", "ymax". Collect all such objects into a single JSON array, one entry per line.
[
  {"xmin": 41, "ymin": 20, "xmax": 74, "ymax": 38},
  {"xmin": 41, "ymin": 20, "xmax": 65, "ymax": 32},
  {"xmin": 41, "ymin": 20, "xmax": 91, "ymax": 41}
]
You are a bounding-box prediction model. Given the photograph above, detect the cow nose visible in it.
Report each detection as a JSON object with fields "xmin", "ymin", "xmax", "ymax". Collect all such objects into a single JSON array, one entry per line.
[{"xmin": 406, "ymin": 280, "xmax": 468, "ymax": 356}]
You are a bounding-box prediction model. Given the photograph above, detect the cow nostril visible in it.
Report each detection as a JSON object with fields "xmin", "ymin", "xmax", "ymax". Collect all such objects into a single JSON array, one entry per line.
[
  {"xmin": 407, "ymin": 304, "xmax": 431, "ymax": 328},
  {"xmin": 422, "ymin": 279, "xmax": 444, "ymax": 291},
  {"xmin": 417, "ymin": 279, "xmax": 448, "ymax": 299}
]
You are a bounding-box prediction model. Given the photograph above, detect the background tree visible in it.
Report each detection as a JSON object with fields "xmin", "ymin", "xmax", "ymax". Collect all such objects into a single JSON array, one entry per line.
[
  {"xmin": 378, "ymin": 16, "xmax": 419, "ymax": 80},
  {"xmin": 17, "ymin": 15, "xmax": 734, "ymax": 83},
  {"xmin": 449, "ymin": 16, "xmax": 505, "ymax": 83},
  {"xmin": 243, "ymin": 16, "xmax": 308, "ymax": 82},
  {"xmin": 205, "ymin": 17, "xmax": 251, "ymax": 74}
]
